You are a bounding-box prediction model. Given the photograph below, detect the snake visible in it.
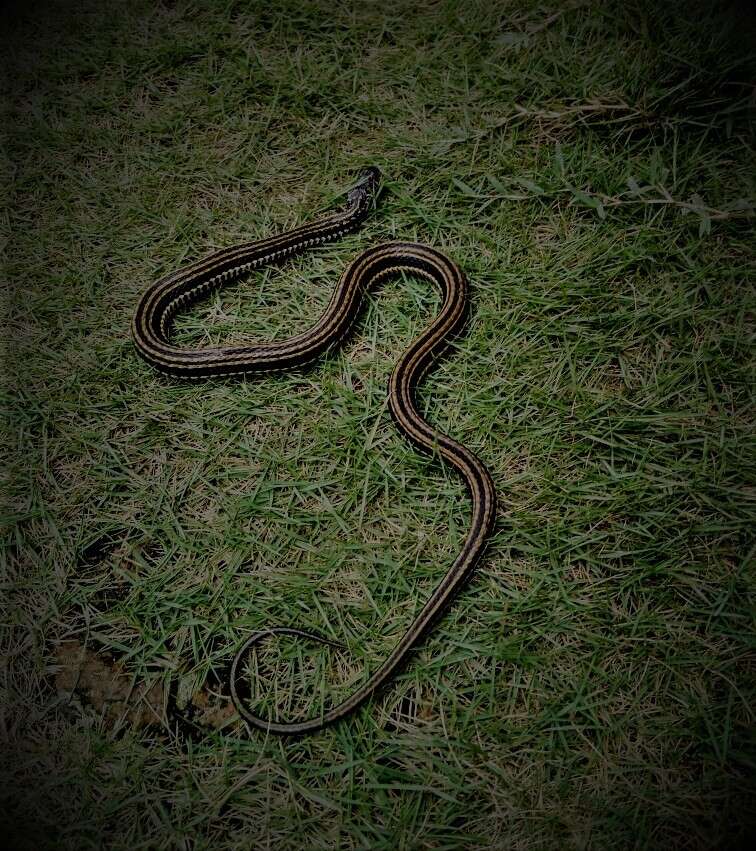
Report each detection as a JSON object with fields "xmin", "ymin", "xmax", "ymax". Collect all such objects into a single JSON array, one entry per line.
[{"xmin": 132, "ymin": 168, "xmax": 497, "ymax": 734}]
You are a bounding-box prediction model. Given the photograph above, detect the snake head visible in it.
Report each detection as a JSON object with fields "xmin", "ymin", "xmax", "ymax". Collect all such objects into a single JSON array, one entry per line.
[{"xmin": 346, "ymin": 166, "xmax": 382, "ymax": 213}]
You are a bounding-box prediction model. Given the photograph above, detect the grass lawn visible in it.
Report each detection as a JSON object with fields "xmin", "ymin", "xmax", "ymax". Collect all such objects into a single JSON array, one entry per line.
[{"xmin": 3, "ymin": 0, "xmax": 755, "ymax": 848}]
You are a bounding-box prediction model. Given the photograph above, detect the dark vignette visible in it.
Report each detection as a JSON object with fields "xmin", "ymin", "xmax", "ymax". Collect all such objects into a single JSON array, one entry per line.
[{"xmin": 2, "ymin": 1, "xmax": 755, "ymax": 849}]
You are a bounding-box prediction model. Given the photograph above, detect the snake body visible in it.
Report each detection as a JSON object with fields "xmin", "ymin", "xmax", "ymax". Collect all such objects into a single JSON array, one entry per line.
[{"xmin": 132, "ymin": 168, "xmax": 496, "ymax": 734}]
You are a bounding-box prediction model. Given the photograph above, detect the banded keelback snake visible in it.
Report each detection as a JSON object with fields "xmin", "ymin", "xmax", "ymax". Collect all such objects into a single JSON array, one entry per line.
[{"xmin": 132, "ymin": 168, "xmax": 496, "ymax": 734}]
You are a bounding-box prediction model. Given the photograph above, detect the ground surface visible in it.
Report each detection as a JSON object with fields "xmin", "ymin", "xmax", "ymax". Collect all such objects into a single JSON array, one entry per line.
[{"xmin": 2, "ymin": 1, "xmax": 755, "ymax": 848}]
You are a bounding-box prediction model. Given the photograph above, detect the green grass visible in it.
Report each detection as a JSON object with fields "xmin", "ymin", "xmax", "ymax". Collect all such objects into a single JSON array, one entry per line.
[{"xmin": 3, "ymin": 0, "xmax": 755, "ymax": 848}]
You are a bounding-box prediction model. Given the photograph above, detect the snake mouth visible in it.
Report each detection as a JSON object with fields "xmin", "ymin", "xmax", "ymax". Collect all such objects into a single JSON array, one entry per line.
[{"xmin": 357, "ymin": 164, "xmax": 382, "ymax": 185}]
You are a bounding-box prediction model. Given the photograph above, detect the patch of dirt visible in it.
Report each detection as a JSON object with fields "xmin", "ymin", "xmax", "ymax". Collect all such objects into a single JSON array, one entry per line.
[
  {"xmin": 185, "ymin": 686, "xmax": 236, "ymax": 729},
  {"xmin": 53, "ymin": 640, "xmax": 235, "ymax": 731}
]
